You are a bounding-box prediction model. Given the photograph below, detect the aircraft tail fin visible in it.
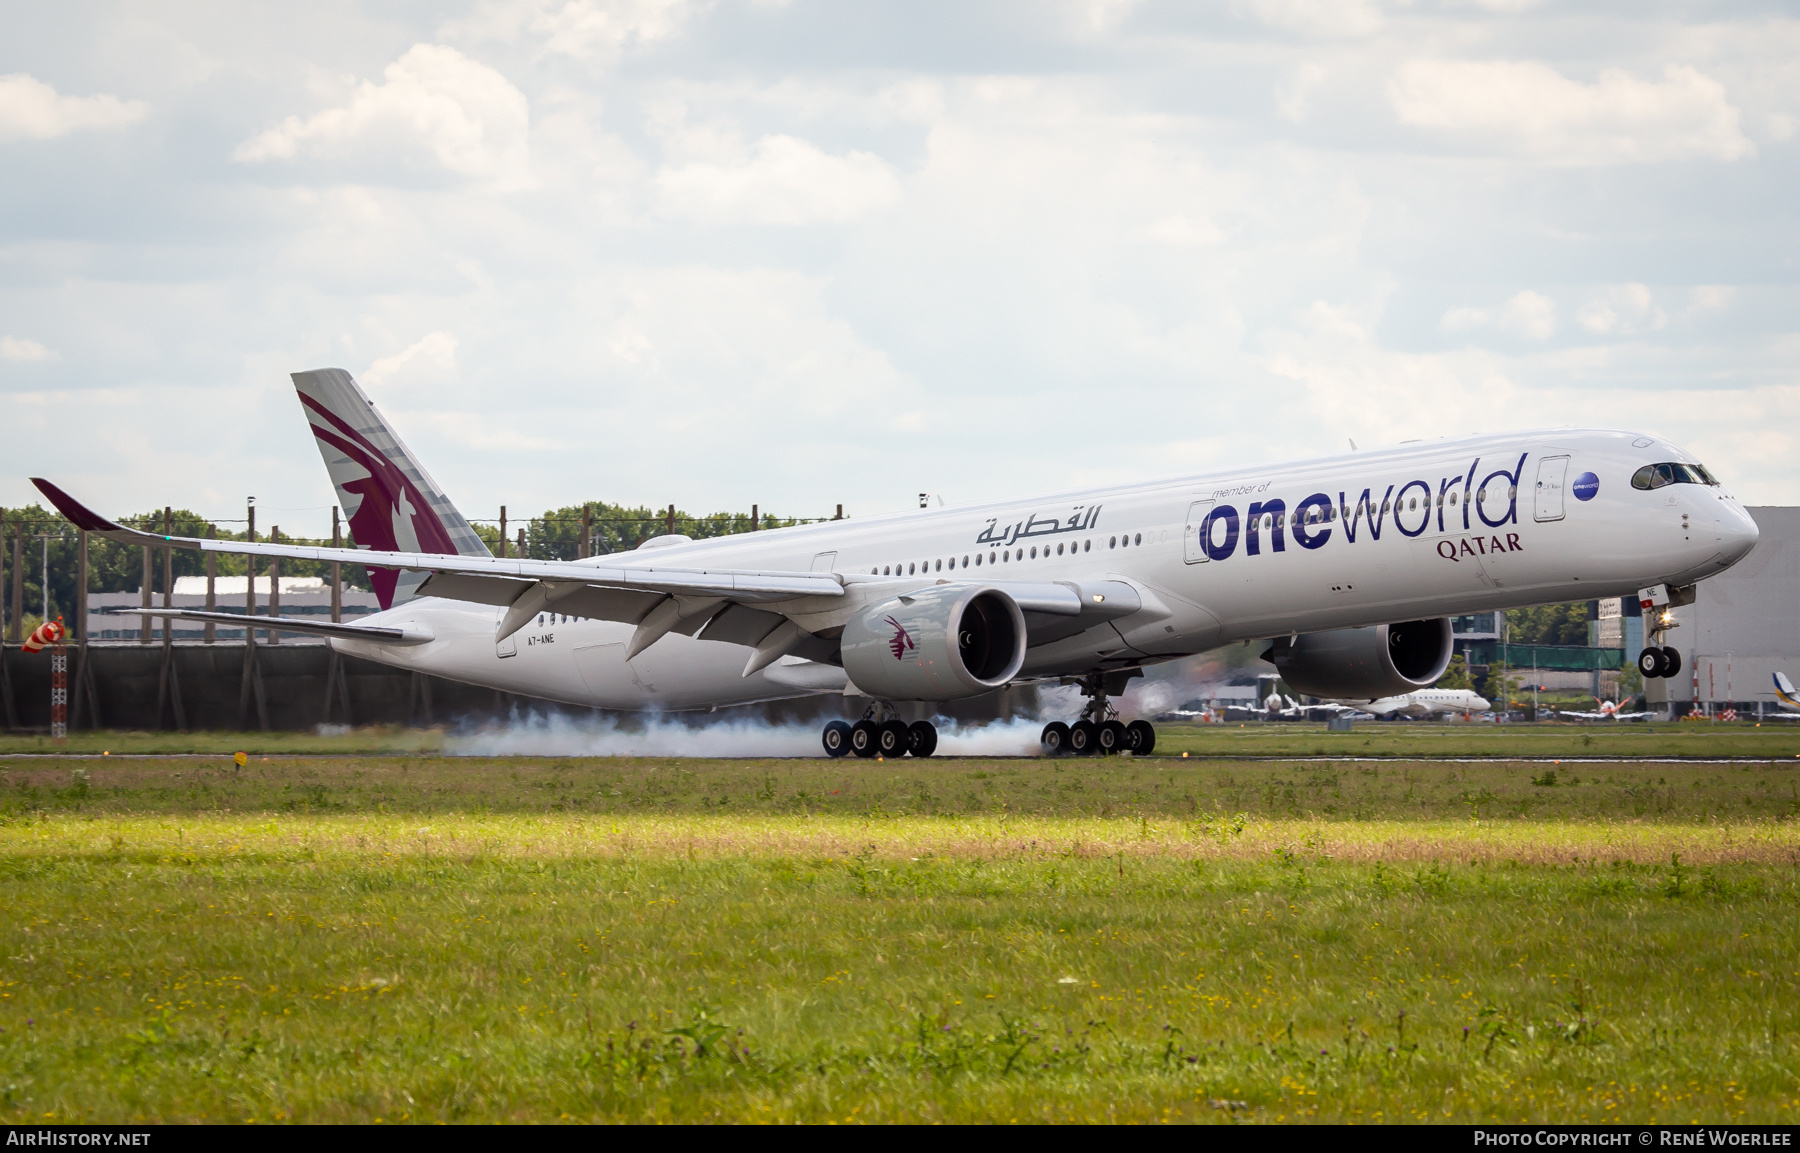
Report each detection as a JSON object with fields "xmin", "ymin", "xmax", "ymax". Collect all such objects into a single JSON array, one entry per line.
[
  {"xmin": 1774, "ymin": 672, "xmax": 1800, "ymax": 709},
  {"xmin": 292, "ymin": 368, "xmax": 492, "ymax": 608}
]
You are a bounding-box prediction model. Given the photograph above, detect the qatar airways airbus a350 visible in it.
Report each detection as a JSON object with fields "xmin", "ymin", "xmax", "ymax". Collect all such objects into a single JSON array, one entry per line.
[{"xmin": 33, "ymin": 369, "xmax": 1759, "ymax": 757}]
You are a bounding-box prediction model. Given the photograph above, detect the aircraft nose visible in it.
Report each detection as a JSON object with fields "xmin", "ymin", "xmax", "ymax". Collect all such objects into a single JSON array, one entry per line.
[
  {"xmin": 1473, "ymin": 696, "xmax": 1490, "ymax": 710},
  {"xmin": 1719, "ymin": 503, "xmax": 1759, "ymax": 564}
]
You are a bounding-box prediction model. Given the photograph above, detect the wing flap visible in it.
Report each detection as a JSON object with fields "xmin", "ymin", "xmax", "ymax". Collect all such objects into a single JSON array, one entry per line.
[{"xmin": 98, "ymin": 607, "xmax": 434, "ymax": 645}]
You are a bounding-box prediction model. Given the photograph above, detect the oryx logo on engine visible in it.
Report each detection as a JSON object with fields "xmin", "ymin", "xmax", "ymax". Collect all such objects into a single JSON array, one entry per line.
[{"xmin": 885, "ymin": 616, "xmax": 916, "ymax": 661}]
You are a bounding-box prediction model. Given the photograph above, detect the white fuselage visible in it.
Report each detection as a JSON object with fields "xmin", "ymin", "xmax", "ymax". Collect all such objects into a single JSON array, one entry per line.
[
  {"xmin": 330, "ymin": 428, "xmax": 1759, "ymax": 711},
  {"xmin": 1357, "ymin": 689, "xmax": 1492, "ymax": 717}
]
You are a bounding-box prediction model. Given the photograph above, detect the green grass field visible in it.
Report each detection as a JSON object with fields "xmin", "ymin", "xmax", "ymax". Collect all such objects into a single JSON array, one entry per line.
[{"xmin": 2, "ymin": 752, "xmax": 1798, "ymax": 1123}]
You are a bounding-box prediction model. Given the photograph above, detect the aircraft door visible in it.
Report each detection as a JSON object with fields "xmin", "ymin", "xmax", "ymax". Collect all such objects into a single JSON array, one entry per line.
[
  {"xmin": 1183, "ymin": 500, "xmax": 1215, "ymax": 564},
  {"xmin": 1534, "ymin": 455, "xmax": 1570, "ymax": 522},
  {"xmin": 810, "ymin": 552, "xmax": 837, "ymax": 572}
]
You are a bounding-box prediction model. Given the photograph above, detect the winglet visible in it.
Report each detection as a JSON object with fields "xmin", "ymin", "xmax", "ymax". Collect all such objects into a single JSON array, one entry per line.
[{"xmin": 29, "ymin": 478, "xmax": 190, "ymax": 548}]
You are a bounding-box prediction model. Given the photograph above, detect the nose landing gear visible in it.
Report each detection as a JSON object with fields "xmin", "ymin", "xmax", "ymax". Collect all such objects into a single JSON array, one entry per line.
[
  {"xmin": 822, "ymin": 706, "xmax": 938, "ymax": 758},
  {"xmin": 1636, "ymin": 608, "xmax": 1683, "ymax": 680},
  {"xmin": 1040, "ymin": 673, "xmax": 1157, "ymax": 756}
]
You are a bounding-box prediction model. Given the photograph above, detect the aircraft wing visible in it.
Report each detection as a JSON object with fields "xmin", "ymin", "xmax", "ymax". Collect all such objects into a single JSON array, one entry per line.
[
  {"xmin": 98, "ymin": 607, "xmax": 435, "ymax": 645},
  {"xmin": 1556, "ymin": 710, "xmax": 1608, "ymax": 719},
  {"xmin": 34, "ymin": 478, "xmax": 1127, "ymax": 671}
]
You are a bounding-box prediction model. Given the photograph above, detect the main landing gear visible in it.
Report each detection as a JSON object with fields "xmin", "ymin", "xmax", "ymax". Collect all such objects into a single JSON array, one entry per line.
[
  {"xmin": 1636, "ymin": 607, "xmax": 1683, "ymax": 680},
  {"xmin": 822, "ymin": 704, "xmax": 938, "ymax": 759},
  {"xmin": 1040, "ymin": 673, "xmax": 1156, "ymax": 757}
]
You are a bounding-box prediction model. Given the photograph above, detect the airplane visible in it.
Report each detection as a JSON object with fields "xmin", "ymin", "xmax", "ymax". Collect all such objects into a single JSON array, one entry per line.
[
  {"xmin": 1349, "ymin": 688, "xmax": 1491, "ymax": 719},
  {"xmin": 1557, "ymin": 699, "xmax": 1653, "ymax": 721},
  {"xmin": 32, "ymin": 367, "xmax": 1761, "ymax": 759},
  {"xmin": 1770, "ymin": 672, "xmax": 1800, "ymax": 717}
]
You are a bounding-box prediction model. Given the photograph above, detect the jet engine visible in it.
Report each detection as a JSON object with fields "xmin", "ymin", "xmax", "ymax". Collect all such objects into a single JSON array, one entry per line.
[
  {"xmin": 840, "ymin": 584, "xmax": 1027, "ymax": 701},
  {"xmin": 1265, "ymin": 618, "xmax": 1453, "ymax": 700}
]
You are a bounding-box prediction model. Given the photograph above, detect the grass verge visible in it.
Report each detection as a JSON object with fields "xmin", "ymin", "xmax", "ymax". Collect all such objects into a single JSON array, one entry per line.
[{"xmin": 1, "ymin": 755, "xmax": 1796, "ymax": 1123}]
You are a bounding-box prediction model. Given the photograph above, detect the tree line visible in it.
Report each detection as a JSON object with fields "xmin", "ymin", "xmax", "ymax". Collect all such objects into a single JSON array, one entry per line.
[{"xmin": 0, "ymin": 500, "xmax": 828, "ymax": 636}]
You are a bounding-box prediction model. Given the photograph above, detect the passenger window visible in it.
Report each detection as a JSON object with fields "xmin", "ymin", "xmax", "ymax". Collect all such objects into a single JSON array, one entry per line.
[
  {"xmin": 1134, "ymin": 533, "xmax": 1142, "ymax": 545},
  {"xmin": 1057, "ymin": 542, "xmax": 1064, "ymax": 555},
  {"xmin": 1029, "ymin": 547, "xmax": 1037, "ymax": 559},
  {"xmin": 964, "ymin": 555, "xmax": 970, "ymax": 566},
  {"xmin": 1109, "ymin": 536, "xmax": 1116, "ymax": 548},
  {"xmin": 1083, "ymin": 540, "xmax": 1090, "ymax": 552},
  {"xmin": 935, "ymin": 559, "xmax": 942, "ymax": 571}
]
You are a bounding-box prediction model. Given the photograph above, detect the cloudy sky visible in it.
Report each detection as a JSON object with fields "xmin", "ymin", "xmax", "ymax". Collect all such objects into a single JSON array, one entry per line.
[{"xmin": 3, "ymin": 0, "xmax": 1796, "ymax": 537}]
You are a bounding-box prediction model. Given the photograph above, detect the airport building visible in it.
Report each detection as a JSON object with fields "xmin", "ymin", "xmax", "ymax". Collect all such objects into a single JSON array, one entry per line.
[{"xmin": 1644, "ymin": 505, "xmax": 1800, "ymax": 718}]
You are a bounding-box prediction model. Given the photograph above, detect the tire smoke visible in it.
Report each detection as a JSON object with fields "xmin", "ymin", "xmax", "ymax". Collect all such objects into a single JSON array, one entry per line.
[{"xmin": 446, "ymin": 711, "xmax": 1048, "ymax": 758}]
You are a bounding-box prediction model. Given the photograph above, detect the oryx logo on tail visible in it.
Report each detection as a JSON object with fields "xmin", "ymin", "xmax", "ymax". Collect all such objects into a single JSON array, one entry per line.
[{"xmin": 885, "ymin": 616, "xmax": 916, "ymax": 661}]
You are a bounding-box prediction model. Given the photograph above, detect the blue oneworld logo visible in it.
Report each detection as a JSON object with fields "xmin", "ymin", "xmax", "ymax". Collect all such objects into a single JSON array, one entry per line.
[{"xmin": 1572, "ymin": 471, "xmax": 1599, "ymax": 501}]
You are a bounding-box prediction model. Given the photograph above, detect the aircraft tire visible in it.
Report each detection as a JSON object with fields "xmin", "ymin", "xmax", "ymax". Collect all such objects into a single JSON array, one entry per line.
[
  {"xmin": 1127, "ymin": 719, "xmax": 1156, "ymax": 755},
  {"xmin": 822, "ymin": 720, "xmax": 853, "ymax": 758},
  {"xmin": 878, "ymin": 720, "xmax": 910, "ymax": 758},
  {"xmin": 908, "ymin": 720, "xmax": 938, "ymax": 758},
  {"xmin": 1637, "ymin": 647, "xmax": 1666, "ymax": 678},
  {"xmin": 850, "ymin": 720, "xmax": 881, "ymax": 758},
  {"xmin": 1099, "ymin": 720, "xmax": 1128, "ymax": 755},
  {"xmin": 1660, "ymin": 647, "xmax": 1682, "ymax": 678},
  {"xmin": 1040, "ymin": 722, "xmax": 1071, "ymax": 756},
  {"xmin": 1069, "ymin": 720, "xmax": 1099, "ymax": 756}
]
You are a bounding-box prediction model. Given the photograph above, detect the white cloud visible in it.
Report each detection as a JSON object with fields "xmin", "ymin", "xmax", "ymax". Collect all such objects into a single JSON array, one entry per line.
[
  {"xmin": 1389, "ymin": 61, "xmax": 1754, "ymax": 164},
  {"xmin": 1440, "ymin": 290, "xmax": 1557, "ymax": 340},
  {"xmin": 364, "ymin": 331, "xmax": 459, "ymax": 386},
  {"xmin": 1276, "ymin": 62, "xmax": 1326, "ymax": 123},
  {"xmin": 0, "ymin": 74, "xmax": 147, "ymax": 141},
  {"xmin": 234, "ymin": 45, "xmax": 531, "ymax": 186},
  {"xmin": 446, "ymin": 0, "xmax": 693, "ymax": 61},
  {"xmin": 0, "ymin": 335, "xmax": 55, "ymax": 362},
  {"xmin": 653, "ymin": 133, "xmax": 903, "ymax": 225},
  {"xmin": 532, "ymin": 0, "xmax": 693, "ymax": 60},
  {"xmin": 1578, "ymin": 283, "xmax": 1666, "ymax": 335},
  {"xmin": 1686, "ymin": 285, "xmax": 1735, "ymax": 317},
  {"xmin": 1237, "ymin": 0, "xmax": 1381, "ymax": 38}
]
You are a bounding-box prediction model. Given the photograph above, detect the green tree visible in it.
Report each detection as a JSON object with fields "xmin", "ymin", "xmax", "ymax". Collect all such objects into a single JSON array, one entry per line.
[
  {"xmin": 1436, "ymin": 652, "xmax": 1473, "ymax": 691},
  {"xmin": 1481, "ymin": 661, "xmax": 1521, "ymax": 707},
  {"xmin": 1503, "ymin": 602, "xmax": 1593, "ymax": 646}
]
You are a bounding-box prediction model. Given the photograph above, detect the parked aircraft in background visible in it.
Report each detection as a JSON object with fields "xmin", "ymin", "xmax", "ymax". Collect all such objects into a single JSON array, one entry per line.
[
  {"xmin": 34, "ymin": 367, "xmax": 1760, "ymax": 758},
  {"xmin": 1771, "ymin": 673, "xmax": 1800, "ymax": 717},
  {"xmin": 1351, "ymin": 688, "xmax": 1491, "ymax": 718},
  {"xmin": 1557, "ymin": 699, "xmax": 1653, "ymax": 721}
]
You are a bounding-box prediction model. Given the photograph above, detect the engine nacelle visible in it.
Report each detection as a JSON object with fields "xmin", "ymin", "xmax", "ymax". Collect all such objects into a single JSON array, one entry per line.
[
  {"xmin": 841, "ymin": 584, "xmax": 1026, "ymax": 701},
  {"xmin": 1267, "ymin": 618, "xmax": 1453, "ymax": 700}
]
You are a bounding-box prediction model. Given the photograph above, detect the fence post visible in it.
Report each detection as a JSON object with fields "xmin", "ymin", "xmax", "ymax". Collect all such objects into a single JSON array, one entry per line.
[
  {"xmin": 8, "ymin": 520, "xmax": 20, "ymax": 643},
  {"xmin": 665, "ymin": 504, "xmax": 675, "ymax": 537},
  {"xmin": 269, "ymin": 526, "xmax": 281, "ymax": 646},
  {"xmin": 139, "ymin": 541, "xmax": 152, "ymax": 645},
  {"xmin": 156, "ymin": 507, "xmax": 186, "ymax": 731},
  {"xmin": 751, "ymin": 504, "xmax": 758, "ymax": 532},
  {"xmin": 580, "ymin": 505, "xmax": 591, "ymax": 559},
  {"xmin": 204, "ymin": 525, "xmax": 216, "ymax": 644},
  {"xmin": 517, "ymin": 528, "xmax": 526, "ymax": 560},
  {"xmin": 71, "ymin": 530, "xmax": 88, "ymax": 730},
  {"xmin": 2, "ymin": 511, "xmax": 17, "ymax": 729},
  {"xmin": 835, "ymin": 504, "xmax": 843, "ymax": 521},
  {"xmin": 499, "ymin": 506, "xmax": 507, "ymax": 558}
]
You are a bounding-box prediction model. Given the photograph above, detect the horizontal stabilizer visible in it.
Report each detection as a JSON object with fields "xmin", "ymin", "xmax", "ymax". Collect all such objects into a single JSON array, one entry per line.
[{"xmin": 98, "ymin": 607, "xmax": 434, "ymax": 645}]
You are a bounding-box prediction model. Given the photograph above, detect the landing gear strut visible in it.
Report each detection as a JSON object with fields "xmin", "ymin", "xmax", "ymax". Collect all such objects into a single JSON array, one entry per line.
[
  {"xmin": 1040, "ymin": 673, "xmax": 1156, "ymax": 757},
  {"xmin": 822, "ymin": 705, "xmax": 937, "ymax": 759},
  {"xmin": 1636, "ymin": 607, "xmax": 1682, "ymax": 680}
]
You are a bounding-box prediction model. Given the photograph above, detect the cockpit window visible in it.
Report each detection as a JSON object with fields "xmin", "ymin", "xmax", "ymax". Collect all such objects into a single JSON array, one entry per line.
[{"xmin": 1632, "ymin": 462, "xmax": 1718, "ymax": 490}]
